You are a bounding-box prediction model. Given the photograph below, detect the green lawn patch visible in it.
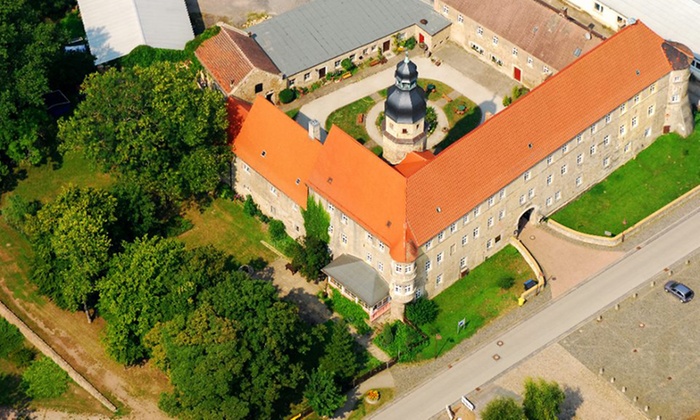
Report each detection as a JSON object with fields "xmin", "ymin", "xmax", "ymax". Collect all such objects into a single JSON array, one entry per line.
[
  {"xmin": 4, "ymin": 152, "xmax": 112, "ymax": 205},
  {"xmin": 550, "ymin": 118, "xmax": 700, "ymax": 236},
  {"xmin": 178, "ymin": 199, "xmax": 276, "ymax": 265},
  {"xmin": 415, "ymin": 245, "xmax": 533, "ymax": 360},
  {"xmin": 347, "ymin": 388, "xmax": 395, "ymax": 420},
  {"xmin": 285, "ymin": 108, "xmax": 300, "ymax": 120},
  {"xmin": 418, "ymin": 78, "xmax": 452, "ymax": 102},
  {"xmin": 325, "ymin": 96, "xmax": 375, "ymax": 144},
  {"xmin": 434, "ymin": 96, "xmax": 482, "ymax": 154}
]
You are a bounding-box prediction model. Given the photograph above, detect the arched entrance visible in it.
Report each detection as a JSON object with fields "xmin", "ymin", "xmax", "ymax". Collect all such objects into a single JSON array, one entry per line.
[{"xmin": 516, "ymin": 208, "xmax": 535, "ymax": 237}]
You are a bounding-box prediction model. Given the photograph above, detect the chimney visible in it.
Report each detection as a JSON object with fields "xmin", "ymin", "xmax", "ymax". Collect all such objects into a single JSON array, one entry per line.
[{"xmin": 308, "ymin": 119, "xmax": 321, "ymax": 140}]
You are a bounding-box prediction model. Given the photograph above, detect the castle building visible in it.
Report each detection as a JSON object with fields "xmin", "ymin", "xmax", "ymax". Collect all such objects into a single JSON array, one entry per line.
[{"xmin": 231, "ymin": 22, "xmax": 693, "ymax": 321}]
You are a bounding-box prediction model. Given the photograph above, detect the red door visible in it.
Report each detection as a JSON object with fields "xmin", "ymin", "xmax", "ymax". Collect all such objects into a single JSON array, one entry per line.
[
  {"xmin": 419, "ymin": 33, "xmax": 425, "ymax": 43},
  {"xmin": 513, "ymin": 66, "xmax": 522, "ymax": 81}
]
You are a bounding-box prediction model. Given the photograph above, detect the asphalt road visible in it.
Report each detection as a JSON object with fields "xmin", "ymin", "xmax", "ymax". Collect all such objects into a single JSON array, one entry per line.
[{"xmin": 371, "ymin": 208, "xmax": 700, "ymax": 420}]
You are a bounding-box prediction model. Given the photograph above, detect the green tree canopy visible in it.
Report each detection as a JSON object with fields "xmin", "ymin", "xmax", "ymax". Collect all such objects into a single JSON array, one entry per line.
[
  {"xmin": 147, "ymin": 272, "xmax": 312, "ymax": 419},
  {"xmin": 523, "ymin": 377, "xmax": 565, "ymax": 420},
  {"xmin": 319, "ymin": 320, "xmax": 359, "ymax": 384},
  {"xmin": 24, "ymin": 186, "xmax": 116, "ymax": 317},
  {"xmin": 292, "ymin": 235, "xmax": 332, "ymax": 281},
  {"xmin": 302, "ymin": 197, "xmax": 330, "ymax": 242},
  {"xmin": 304, "ymin": 368, "xmax": 346, "ymax": 418},
  {"xmin": 482, "ymin": 396, "xmax": 525, "ymax": 420},
  {"xmin": 21, "ymin": 356, "xmax": 70, "ymax": 399},
  {"xmin": 58, "ymin": 62, "xmax": 231, "ymax": 204},
  {"xmin": 97, "ymin": 237, "xmax": 229, "ymax": 364},
  {"xmin": 0, "ymin": 0, "xmax": 62, "ymax": 180}
]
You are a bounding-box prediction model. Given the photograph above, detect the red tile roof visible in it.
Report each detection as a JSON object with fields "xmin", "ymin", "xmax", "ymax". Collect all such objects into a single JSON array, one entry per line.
[
  {"xmin": 233, "ymin": 97, "xmax": 321, "ymax": 208},
  {"xmin": 195, "ymin": 25, "xmax": 279, "ymax": 94},
  {"xmin": 307, "ymin": 127, "xmax": 417, "ymax": 262},
  {"xmin": 443, "ymin": 0, "xmax": 602, "ymax": 70},
  {"xmin": 232, "ymin": 22, "xmax": 677, "ymax": 262},
  {"xmin": 405, "ymin": 22, "xmax": 673, "ymax": 244}
]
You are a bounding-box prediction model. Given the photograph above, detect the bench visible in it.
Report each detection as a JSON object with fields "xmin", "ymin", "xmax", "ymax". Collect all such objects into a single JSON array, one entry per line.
[
  {"xmin": 442, "ymin": 93, "xmax": 452, "ymax": 102},
  {"xmin": 342, "ymin": 72, "xmax": 352, "ymax": 80},
  {"xmin": 356, "ymin": 113, "xmax": 365, "ymax": 124}
]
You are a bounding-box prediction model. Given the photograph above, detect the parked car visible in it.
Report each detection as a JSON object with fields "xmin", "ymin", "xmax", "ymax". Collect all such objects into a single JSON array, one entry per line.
[{"xmin": 664, "ymin": 281, "xmax": 694, "ymax": 303}]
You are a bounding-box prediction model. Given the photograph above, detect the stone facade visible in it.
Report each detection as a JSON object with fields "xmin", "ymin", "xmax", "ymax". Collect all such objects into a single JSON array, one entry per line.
[
  {"xmin": 228, "ymin": 68, "xmax": 286, "ymax": 103},
  {"xmin": 234, "ymin": 158, "xmax": 306, "ymax": 239},
  {"xmin": 287, "ymin": 25, "xmax": 450, "ymax": 89}
]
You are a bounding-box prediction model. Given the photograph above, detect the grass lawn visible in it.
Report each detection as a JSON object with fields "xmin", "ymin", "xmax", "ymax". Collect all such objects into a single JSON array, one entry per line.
[
  {"xmin": 419, "ymin": 78, "xmax": 452, "ymax": 102},
  {"xmin": 3, "ymin": 152, "xmax": 112, "ymax": 205},
  {"xmin": 347, "ymin": 388, "xmax": 395, "ymax": 420},
  {"xmin": 416, "ymin": 245, "xmax": 533, "ymax": 360},
  {"xmin": 325, "ymin": 96, "xmax": 376, "ymax": 144},
  {"xmin": 178, "ymin": 199, "xmax": 276, "ymax": 265},
  {"xmin": 434, "ymin": 96, "xmax": 482, "ymax": 153},
  {"xmin": 550, "ymin": 118, "xmax": 700, "ymax": 236},
  {"xmin": 285, "ymin": 108, "xmax": 300, "ymax": 120}
]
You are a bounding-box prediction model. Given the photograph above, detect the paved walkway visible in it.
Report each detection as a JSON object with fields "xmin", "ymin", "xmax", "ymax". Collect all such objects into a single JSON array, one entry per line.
[
  {"xmin": 300, "ymin": 54, "xmax": 506, "ymax": 129},
  {"xmin": 519, "ymin": 224, "xmax": 624, "ymax": 298}
]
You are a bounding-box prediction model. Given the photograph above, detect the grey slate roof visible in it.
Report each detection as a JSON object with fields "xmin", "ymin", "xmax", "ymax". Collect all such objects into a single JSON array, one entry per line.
[
  {"xmin": 249, "ymin": 0, "xmax": 451, "ymax": 76},
  {"xmin": 322, "ymin": 254, "xmax": 389, "ymax": 307}
]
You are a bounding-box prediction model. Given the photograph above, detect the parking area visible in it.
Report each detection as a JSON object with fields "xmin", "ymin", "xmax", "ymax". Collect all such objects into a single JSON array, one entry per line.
[{"xmin": 560, "ymin": 251, "xmax": 700, "ymax": 419}]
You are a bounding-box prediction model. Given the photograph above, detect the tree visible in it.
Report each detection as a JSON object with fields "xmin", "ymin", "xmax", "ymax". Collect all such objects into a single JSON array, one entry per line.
[
  {"xmin": 405, "ymin": 298, "xmax": 439, "ymax": 326},
  {"xmin": 24, "ymin": 186, "xmax": 116, "ymax": 320},
  {"xmin": 21, "ymin": 356, "xmax": 70, "ymax": 399},
  {"xmin": 302, "ymin": 197, "xmax": 330, "ymax": 242},
  {"xmin": 523, "ymin": 377, "xmax": 565, "ymax": 420},
  {"xmin": 58, "ymin": 62, "xmax": 231, "ymax": 204},
  {"xmin": 482, "ymin": 396, "xmax": 525, "ymax": 420},
  {"xmin": 0, "ymin": 0, "xmax": 62, "ymax": 181},
  {"xmin": 0, "ymin": 318, "xmax": 24, "ymax": 359},
  {"xmin": 304, "ymin": 368, "xmax": 346, "ymax": 418},
  {"xmin": 319, "ymin": 320, "xmax": 359, "ymax": 384},
  {"xmin": 97, "ymin": 237, "xmax": 223, "ymax": 364},
  {"xmin": 148, "ymin": 273, "xmax": 313, "ymax": 419},
  {"xmin": 292, "ymin": 235, "xmax": 332, "ymax": 281}
]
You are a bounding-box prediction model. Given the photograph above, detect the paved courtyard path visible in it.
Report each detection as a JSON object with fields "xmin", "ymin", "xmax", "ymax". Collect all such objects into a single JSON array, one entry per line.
[{"xmin": 299, "ymin": 56, "xmax": 505, "ymax": 129}]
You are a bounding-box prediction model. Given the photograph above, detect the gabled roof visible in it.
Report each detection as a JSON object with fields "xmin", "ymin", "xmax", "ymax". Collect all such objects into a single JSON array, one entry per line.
[
  {"xmin": 599, "ymin": 0, "xmax": 700, "ymax": 59},
  {"xmin": 443, "ymin": 0, "xmax": 602, "ymax": 70},
  {"xmin": 307, "ymin": 127, "xmax": 415, "ymax": 262},
  {"xmin": 249, "ymin": 0, "xmax": 451, "ymax": 76},
  {"xmin": 233, "ymin": 98, "xmax": 322, "ymax": 208},
  {"xmin": 405, "ymin": 22, "xmax": 673, "ymax": 244},
  {"xmin": 233, "ymin": 22, "xmax": 677, "ymax": 263},
  {"xmin": 78, "ymin": 0, "xmax": 194, "ymax": 65},
  {"xmin": 322, "ymin": 254, "xmax": 390, "ymax": 307},
  {"xmin": 195, "ymin": 25, "xmax": 280, "ymax": 93}
]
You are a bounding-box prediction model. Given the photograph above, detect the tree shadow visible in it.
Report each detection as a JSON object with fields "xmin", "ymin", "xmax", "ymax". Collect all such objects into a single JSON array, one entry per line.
[
  {"xmin": 559, "ymin": 385, "xmax": 583, "ymax": 420},
  {"xmin": 283, "ymin": 287, "xmax": 332, "ymax": 325},
  {"xmin": 0, "ymin": 373, "xmax": 34, "ymax": 420}
]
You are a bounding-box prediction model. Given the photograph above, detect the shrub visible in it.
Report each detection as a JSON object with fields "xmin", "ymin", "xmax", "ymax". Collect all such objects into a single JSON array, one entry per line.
[
  {"xmin": 523, "ymin": 377, "xmax": 565, "ymax": 420},
  {"xmin": 279, "ymin": 88, "xmax": 296, "ymax": 104},
  {"xmin": 0, "ymin": 318, "xmax": 24, "ymax": 359},
  {"xmin": 377, "ymin": 324, "xmax": 395, "ymax": 347},
  {"xmin": 482, "ymin": 396, "xmax": 525, "ymax": 420},
  {"xmin": 373, "ymin": 321, "xmax": 427, "ymax": 361},
  {"xmin": 2, "ymin": 195, "xmax": 40, "ymax": 232},
  {"xmin": 404, "ymin": 36, "xmax": 417, "ymax": 50},
  {"xmin": 497, "ymin": 276, "xmax": 516, "ymax": 290},
  {"xmin": 269, "ymin": 219, "xmax": 286, "ymax": 241},
  {"xmin": 9, "ymin": 347, "xmax": 36, "ymax": 368},
  {"xmin": 503, "ymin": 95, "xmax": 513, "ymax": 107},
  {"xmin": 329, "ymin": 289, "xmax": 371, "ymax": 335},
  {"xmin": 405, "ymin": 298, "xmax": 439, "ymax": 326},
  {"xmin": 341, "ymin": 58, "xmax": 355, "ymax": 72},
  {"xmin": 22, "ymin": 356, "xmax": 70, "ymax": 399},
  {"xmin": 243, "ymin": 195, "xmax": 261, "ymax": 218}
]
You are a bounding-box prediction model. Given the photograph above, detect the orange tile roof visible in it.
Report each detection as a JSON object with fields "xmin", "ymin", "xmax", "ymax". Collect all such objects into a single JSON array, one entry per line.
[
  {"xmin": 443, "ymin": 0, "xmax": 602, "ymax": 70},
  {"xmin": 232, "ymin": 22, "xmax": 677, "ymax": 263},
  {"xmin": 233, "ymin": 97, "xmax": 322, "ymax": 208},
  {"xmin": 307, "ymin": 127, "xmax": 416, "ymax": 262},
  {"xmin": 226, "ymin": 97, "xmax": 251, "ymax": 141},
  {"xmin": 195, "ymin": 26, "xmax": 279, "ymax": 94},
  {"xmin": 406, "ymin": 22, "xmax": 673, "ymax": 244},
  {"xmin": 394, "ymin": 150, "xmax": 435, "ymax": 177}
]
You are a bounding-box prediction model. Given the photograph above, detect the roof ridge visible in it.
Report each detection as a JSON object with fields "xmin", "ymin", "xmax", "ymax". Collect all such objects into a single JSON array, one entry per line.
[{"xmin": 220, "ymin": 25, "xmax": 257, "ymax": 71}]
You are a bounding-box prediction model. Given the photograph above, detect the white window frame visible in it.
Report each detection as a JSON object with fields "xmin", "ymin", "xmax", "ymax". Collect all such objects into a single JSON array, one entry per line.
[
  {"xmin": 425, "ymin": 260, "xmax": 432, "ymax": 272},
  {"xmin": 457, "ymin": 14, "xmax": 464, "ymax": 23},
  {"xmin": 473, "ymin": 226, "xmax": 480, "ymax": 239},
  {"xmin": 461, "ymin": 235, "xmax": 468, "ymax": 246},
  {"xmin": 487, "ymin": 216, "xmax": 494, "ymax": 228},
  {"xmin": 561, "ymin": 164, "xmax": 568, "ymax": 175},
  {"xmin": 437, "ymin": 252, "xmax": 444, "ymax": 265}
]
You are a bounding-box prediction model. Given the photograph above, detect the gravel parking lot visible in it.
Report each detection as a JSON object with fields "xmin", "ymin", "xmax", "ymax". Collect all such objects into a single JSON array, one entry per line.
[
  {"xmin": 185, "ymin": 0, "xmax": 312, "ymax": 30},
  {"xmin": 561, "ymin": 251, "xmax": 700, "ymax": 420}
]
